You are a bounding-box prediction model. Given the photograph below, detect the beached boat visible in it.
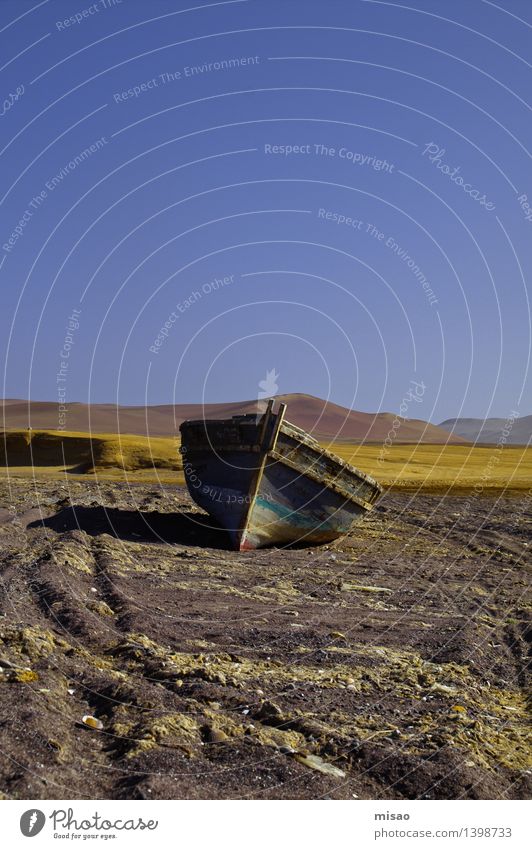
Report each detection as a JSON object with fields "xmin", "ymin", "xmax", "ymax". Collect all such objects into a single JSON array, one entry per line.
[{"xmin": 179, "ymin": 400, "xmax": 382, "ymax": 550}]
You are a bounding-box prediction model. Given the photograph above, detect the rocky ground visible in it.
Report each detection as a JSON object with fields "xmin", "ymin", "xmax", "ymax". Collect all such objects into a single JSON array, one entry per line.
[{"xmin": 0, "ymin": 475, "xmax": 530, "ymax": 800}]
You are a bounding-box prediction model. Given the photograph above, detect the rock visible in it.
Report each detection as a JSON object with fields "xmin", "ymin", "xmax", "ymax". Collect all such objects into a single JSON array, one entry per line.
[
  {"xmin": 205, "ymin": 726, "xmax": 229, "ymax": 744},
  {"xmin": 279, "ymin": 745, "xmax": 296, "ymax": 755},
  {"xmin": 256, "ymin": 700, "xmax": 283, "ymax": 721}
]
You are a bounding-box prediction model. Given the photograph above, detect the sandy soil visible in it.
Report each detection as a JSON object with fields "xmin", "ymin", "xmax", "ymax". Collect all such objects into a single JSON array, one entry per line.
[{"xmin": 0, "ymin": 476, "xmax": 530, "ymax": 800}]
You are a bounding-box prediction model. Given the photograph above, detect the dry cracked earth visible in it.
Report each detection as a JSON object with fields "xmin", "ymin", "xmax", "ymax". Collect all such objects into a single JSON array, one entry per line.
[{"xmin": 0, "ymin": 476, "xmax": 530, "ymax": 800}]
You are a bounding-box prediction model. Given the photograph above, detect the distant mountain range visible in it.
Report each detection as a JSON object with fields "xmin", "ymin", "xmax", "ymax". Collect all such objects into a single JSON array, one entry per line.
[
  {"xmin": 438, "ymin": 415, "xmax": 532, "ymax": 446},
  {"xmin": 1, "ymin": 394, "xmax": 464, "ymax": 444}
]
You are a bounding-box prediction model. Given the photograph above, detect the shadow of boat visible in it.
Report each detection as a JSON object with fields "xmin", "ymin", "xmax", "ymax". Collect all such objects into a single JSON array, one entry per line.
[{"xmin": 28, "ymin": 505, "xmax": 231, "ymax": 549}]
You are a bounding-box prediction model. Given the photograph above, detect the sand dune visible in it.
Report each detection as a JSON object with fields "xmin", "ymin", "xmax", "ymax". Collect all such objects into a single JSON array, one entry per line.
[{"xmin": 1, "ymin": 394, "xmax": 462, "ymax": 443}]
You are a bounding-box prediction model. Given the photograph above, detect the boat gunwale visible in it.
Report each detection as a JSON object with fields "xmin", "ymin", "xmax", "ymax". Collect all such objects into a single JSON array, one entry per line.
[
  {"xmin": 268, "ymin": 448, "xmax": 375, "ymax": 511},
  {"xmin": 279, "ymin": 420, "xmax": 383, "ymax": 495},
  {"xmin": 180, "ymin": 416, "xmax": 382, "ymax": 496}
]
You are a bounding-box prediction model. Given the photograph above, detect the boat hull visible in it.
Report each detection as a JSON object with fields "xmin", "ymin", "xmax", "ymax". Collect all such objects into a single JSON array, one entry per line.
[
  {"xmin": 239, "ymin": 458, "xmax": 368, "ymax": 549},
  {"xmin": 180, "ymin": 406, "xmax": 382, "ymax": 550}
]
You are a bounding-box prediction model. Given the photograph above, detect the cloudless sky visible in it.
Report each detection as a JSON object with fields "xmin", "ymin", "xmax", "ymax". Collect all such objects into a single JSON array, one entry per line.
[{"xmin": 1, "ymin": 0, "xmax": 531, "ymax": 423}]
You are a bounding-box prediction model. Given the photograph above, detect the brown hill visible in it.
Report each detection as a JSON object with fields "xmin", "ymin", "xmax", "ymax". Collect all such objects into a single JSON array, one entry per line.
[{"xmin": 1, "ymin": 394, "xmax": 463, "ymax": 443}]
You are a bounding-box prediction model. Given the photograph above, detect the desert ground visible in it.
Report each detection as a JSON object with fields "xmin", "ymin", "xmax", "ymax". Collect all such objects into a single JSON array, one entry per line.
[{"xmin": 0, "ymin": 438, "xmax": 530, "ymax": 800}]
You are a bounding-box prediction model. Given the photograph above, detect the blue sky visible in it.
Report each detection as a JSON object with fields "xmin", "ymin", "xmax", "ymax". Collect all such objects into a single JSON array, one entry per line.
[{"xmin": 1, "ymin": 0, "xmax": 531, "ymax": 422}]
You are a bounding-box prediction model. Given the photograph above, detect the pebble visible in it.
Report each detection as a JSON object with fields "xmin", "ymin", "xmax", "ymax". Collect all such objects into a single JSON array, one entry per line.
[{"xmin": 81, "ymin": 715, "xmax": 103, "ymax": 730}]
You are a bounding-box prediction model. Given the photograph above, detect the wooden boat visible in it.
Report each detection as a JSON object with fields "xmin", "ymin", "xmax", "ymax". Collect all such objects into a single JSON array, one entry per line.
[{"xmin": 179, "ymin": 400, "xmax": 382, "ymax": 550}]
